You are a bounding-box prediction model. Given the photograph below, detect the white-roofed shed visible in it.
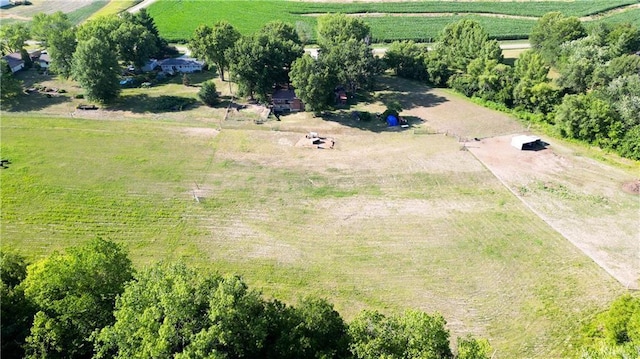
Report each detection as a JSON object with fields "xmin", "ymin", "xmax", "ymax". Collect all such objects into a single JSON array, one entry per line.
[{"xmin": 511, "ymin": 135, "xmax": 541, "ymax": 150}]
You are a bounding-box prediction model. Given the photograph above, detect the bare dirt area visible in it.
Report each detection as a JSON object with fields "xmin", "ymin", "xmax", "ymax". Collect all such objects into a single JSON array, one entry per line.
[{"xmin": 467, "ymin": 135, "xmax": 640, "ymax": 289}]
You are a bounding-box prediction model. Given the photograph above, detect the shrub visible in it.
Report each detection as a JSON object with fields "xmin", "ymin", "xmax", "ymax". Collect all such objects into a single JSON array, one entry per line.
[
  {"xmin": 74, "ymin": 94, "xmax": 84, "ymax": 99},
  {"xmin": 152, "ymin": 96, "xmax": 196, "ymax": 112},
  {"xmin": 198, "ymin": 81, "xmax": 219, "ymax": 107}
]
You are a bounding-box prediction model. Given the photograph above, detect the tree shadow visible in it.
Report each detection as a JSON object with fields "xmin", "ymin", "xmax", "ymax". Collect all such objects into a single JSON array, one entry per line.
[
  {"xmin": 374, "ymin": 76, "xmax": 448, "ymax": 111},
  {"xmin": 2, "ymin": 92, "xmax": 71, "ymax": 112},
  {"xmin": 321, "ymin": 111, "xmax": 425, "ymax": 133},
  {"xmin": 106, "ymin": 94, "xmax": 201, "ymax": 113},
  {"xmin": 316, "ymin": 75, "xmax": 446, "ymax": 133}
]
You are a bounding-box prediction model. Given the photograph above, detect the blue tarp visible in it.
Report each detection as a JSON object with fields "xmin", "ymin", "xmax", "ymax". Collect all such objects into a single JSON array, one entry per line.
[{"xmin": 387, "ymin": 115, "xmax": 399, "ymax": 126}]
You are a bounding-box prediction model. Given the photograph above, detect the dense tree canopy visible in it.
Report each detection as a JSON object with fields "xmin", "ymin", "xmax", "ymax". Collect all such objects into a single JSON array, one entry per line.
[
  {"xmin": 189, "ymin": 21, "xmax": 240, "ymax": 81},
  {"xmin": 1, "ymin": 251, "xmax": 34, "ymax": 359},
  {"xmin": 290, "ymin": 54, "xmax": 334, "ymax": 114},
  {"xmin": 529, "ymin": 12, "xmax": 586, "ymax": 65},
  {"xmin": 0, "ymin": 23, "xmax": 30, "ymax": 55},
  {"xmin": 22, "ymin": 239, "xmax": 133, "ymax": 359},
  {"xmin": 30, "ymin": 11, "xmax": 72, "ymax": 46},
  {"xmin": 580, "ymin": 294, "xmax": 640, "ymax": 358},
  {"xmin": 432, "ymin": 19, "xmax": 502, "ymax": 74},
  {"xmin": 0, "ymin": 59, "xmax": 22, "ymax": 101},
  {"xmin": 1, "ymin": 240, "xmax": 496, "ymax": 358},
  {"xmin": 72, "ymin": 37, "xmax": 121, "ymax": 103},
  {"xmin": 383, "ymin": 40, "xmax": 429, "ymax": 80},
  {"xmin": 317, "ymin": 13, "xmax": 370, "ymax": 46},
  {"xmin": 229, "ymin": 21, "xmax": 303, "ymax": 101}
]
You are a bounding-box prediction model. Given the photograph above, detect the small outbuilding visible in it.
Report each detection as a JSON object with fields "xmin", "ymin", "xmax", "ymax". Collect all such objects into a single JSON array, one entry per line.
[
  {"xmin": 2, "ymin": 52, "xmax": 24, "ymax": 73},
  {"xmin": 271, "ymin": 87, "xmax": 303, "ymax": 113},
  {"xmin": 511, "ymin": 135, "xmax": 542, "ymax": 150}
]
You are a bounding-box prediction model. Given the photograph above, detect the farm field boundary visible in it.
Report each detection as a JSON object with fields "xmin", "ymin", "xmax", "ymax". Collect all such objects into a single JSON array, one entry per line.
[{"xmin": 145, "ymin": 0, "xmax": 638, "ymax": 42}]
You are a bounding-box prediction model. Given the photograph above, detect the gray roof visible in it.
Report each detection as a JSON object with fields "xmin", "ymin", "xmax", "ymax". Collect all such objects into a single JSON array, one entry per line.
[
  {"xmin": 2, "ymin": 52, "xmax": 24, "ymax": 69},
  {"xmin": 159, "ymin": 58, "xmax": 203, "ymax": 67}
]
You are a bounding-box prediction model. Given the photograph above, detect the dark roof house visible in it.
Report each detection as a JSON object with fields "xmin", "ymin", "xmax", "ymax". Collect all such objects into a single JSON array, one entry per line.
[
  {"xmin": 2, "ymin": 52, "xmax": 24, "ymax": 73},
  {"xmin": 271, "ymin": 87, "xmax": 304, "ymax": 112}
]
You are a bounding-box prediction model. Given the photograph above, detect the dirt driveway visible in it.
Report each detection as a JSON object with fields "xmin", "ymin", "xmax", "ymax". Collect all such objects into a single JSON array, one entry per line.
[
  {"xmin": 372, "ymin": 77, "xmax": 639, "ymax": 289},
  {"xmin": 466, "ymin": 136, "xmax": 639, "ymax": 289}
]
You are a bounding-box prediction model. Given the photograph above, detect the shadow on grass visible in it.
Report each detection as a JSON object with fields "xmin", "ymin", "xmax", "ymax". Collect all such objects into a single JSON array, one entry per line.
[
  {"xmin": 107, "ymin": 94, "xmax": 203, "ymax": 113},
  {"xmin": 374, "ymin": 76, "xmax": 448, "ymax": 111},
  {"xmin": 2, "ymin": 92, "xmax": 71, "ymax": 112},
  {"xmin": 171, "ymin": 70, "xmax": 219, "ymax": 86},
  {"xmin": 321, "ymin": 111, "xmax": 425, "ymax": 133},
  {"xmin": 311, "ymin": 75, "xmax": 443, "ymax": 133}
]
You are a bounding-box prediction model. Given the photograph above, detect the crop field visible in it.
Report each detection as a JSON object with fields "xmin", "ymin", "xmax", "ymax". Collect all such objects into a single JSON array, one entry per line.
[
  {"xmin": 146, "ymin": 0, "xmax": 638, "ymax": 42},
  {"xmin": 2, "ymin": 73, "xmax": 635, "ymax": 357},
  {"xmin": 0, "ymin": 0, "xmax": 100, "ymax": 24}
]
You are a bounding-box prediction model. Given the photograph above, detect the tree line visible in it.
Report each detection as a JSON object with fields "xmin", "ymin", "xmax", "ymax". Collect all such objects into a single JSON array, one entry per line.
[
  {"xmin": 380, "ymin": 13, "xmax": 639, "ymax": 160},
  {"xmin": 1, "ymin": 239, "xmax": 492, "ymax": 359},
  {"xmin": 2, "ymin": 10, "xmax": 638, "ymax": 159}
]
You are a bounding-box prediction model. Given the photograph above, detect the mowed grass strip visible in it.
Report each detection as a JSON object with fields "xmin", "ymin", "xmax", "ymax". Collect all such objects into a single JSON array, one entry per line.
[
  {"xmin": 0, "ymin": 116, "xmax": 214, "ymax": 264},
  {"xmin": 147, "ymin": 0, "xmax": 636, "ymax": 42}
]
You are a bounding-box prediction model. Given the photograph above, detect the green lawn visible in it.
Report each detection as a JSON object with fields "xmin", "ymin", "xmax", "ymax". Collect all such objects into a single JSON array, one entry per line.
[{"xmin": 1, "ymin": 99, "xmax": 624, "ymax": 357}]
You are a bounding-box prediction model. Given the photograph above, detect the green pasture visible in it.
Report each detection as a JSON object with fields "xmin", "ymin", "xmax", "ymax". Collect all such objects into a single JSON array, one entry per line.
[
  {"xmin": 87, "ymin": 0, "xmax": 140, "ymax": 20},
  {"xmin": 0, "ymin": 104, "xmax": 623, "ymax": 357},
  {"xmin": 147, "ymin": 0, "xmax": 637, "ymax": 42},
  {"xmin": 66, "ymin": 0, "xmax": 108, "ymax": 25}
]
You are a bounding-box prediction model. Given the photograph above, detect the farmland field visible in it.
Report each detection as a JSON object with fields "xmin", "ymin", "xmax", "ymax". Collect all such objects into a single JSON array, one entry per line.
[
  {"xmin": 2, "ymin": 72, "xmax": 636, "ymax": 357},
  {"xmin": 0, "ymin": 0, "xmax": 100, "ymax": 23},
  {"xmin": 146, "ymin": 0, "xmax": 638, "ymax": 42}
]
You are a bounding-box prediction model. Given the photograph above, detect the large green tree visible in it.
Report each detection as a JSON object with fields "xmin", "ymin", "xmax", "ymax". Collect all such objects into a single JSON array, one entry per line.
[
  {"xmin": 72, "ymin": 37, "xmax": 121, "ymax": 103},
  {"xmin": 48, "ymin": 27, "xmax": 77, "ymax": 78},
  {"xmin": 512, "ymin": 50, "xmax": 558, "ymax": 114},
  {"xmin": 555, "ymin": 93, "xmax": 620, "ymax": 148},
  {"xmin": 320, "ymin": 37, "xmax": 378, "ymax": 94},
  {"xmin": 349, "ymin": 310, "xmax": 452, "ymax": 359},
  {"xmin": 431, "ymin": 19, "xmax": 502, "ymax": 74},
  {"xmin": 383, "ymin": 40, "xmax": 429, "ymax": 80},
  {"xmin": 22, "ymin": 239, "xmax": 133, "ymax": 359},
  {"xmin": 0, "ymin": 22, "xmax": 30, "ymax": 54},
  {"xmin": 317, "ymin": 13, "xmax": 370, "ymax": 46},
  {"xmin": 0, "ymin": 59, "xmax": 22, "ymax": 101},
  {"xmin": 1, "ymin": 250, "xmax": 35, "ymax": 359},
  {"xmin": 113, "ymin": 20, "xmax": 157, "ymax": 68},
  {"xmin": 132, "ymin": 8, "xmax": 170, "ymax": 58},
  {"xmin": 229, "ymin": 21, "xmax": 303, "ymax": 101},
  {"xmin": 30, "ymin": 11, "xmax": 72, "ymax": 46},
  {"xmin": 290, "ymin": 54, "xmax": 333, "ymax": 114},
  {"xmin": 76, "ymin": 15, "xmax": 123, "ymax": 52},
  {"xmin": 189, "ymin": 21, "xmax": 240, "ymax": 81},
  {"xmin": 529, "ymin": 12, "xmax": 586, "ymax": 65}
]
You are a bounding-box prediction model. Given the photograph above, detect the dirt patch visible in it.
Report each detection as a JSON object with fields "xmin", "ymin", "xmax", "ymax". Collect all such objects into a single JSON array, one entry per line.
[
  {"xmin": 467, "ymin": 135, "xmax": 640, "ymax": 289},
  {"xmin": 622, "ymin": 179, "xmax": 640, "ymax": 195}
]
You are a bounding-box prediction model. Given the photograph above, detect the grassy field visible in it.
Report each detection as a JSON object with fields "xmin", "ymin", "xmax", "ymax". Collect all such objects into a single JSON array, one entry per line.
[
  {"xmin": 87, "ymin": 0, "xmax": 140, "ymax": 19},
  {"xmin": 146, "ymin": 0, "xmax": 637, "ymax": 42},
  {"xmin": 1, "ymin": 71, "xmax": 630, "ymax": 357}
]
